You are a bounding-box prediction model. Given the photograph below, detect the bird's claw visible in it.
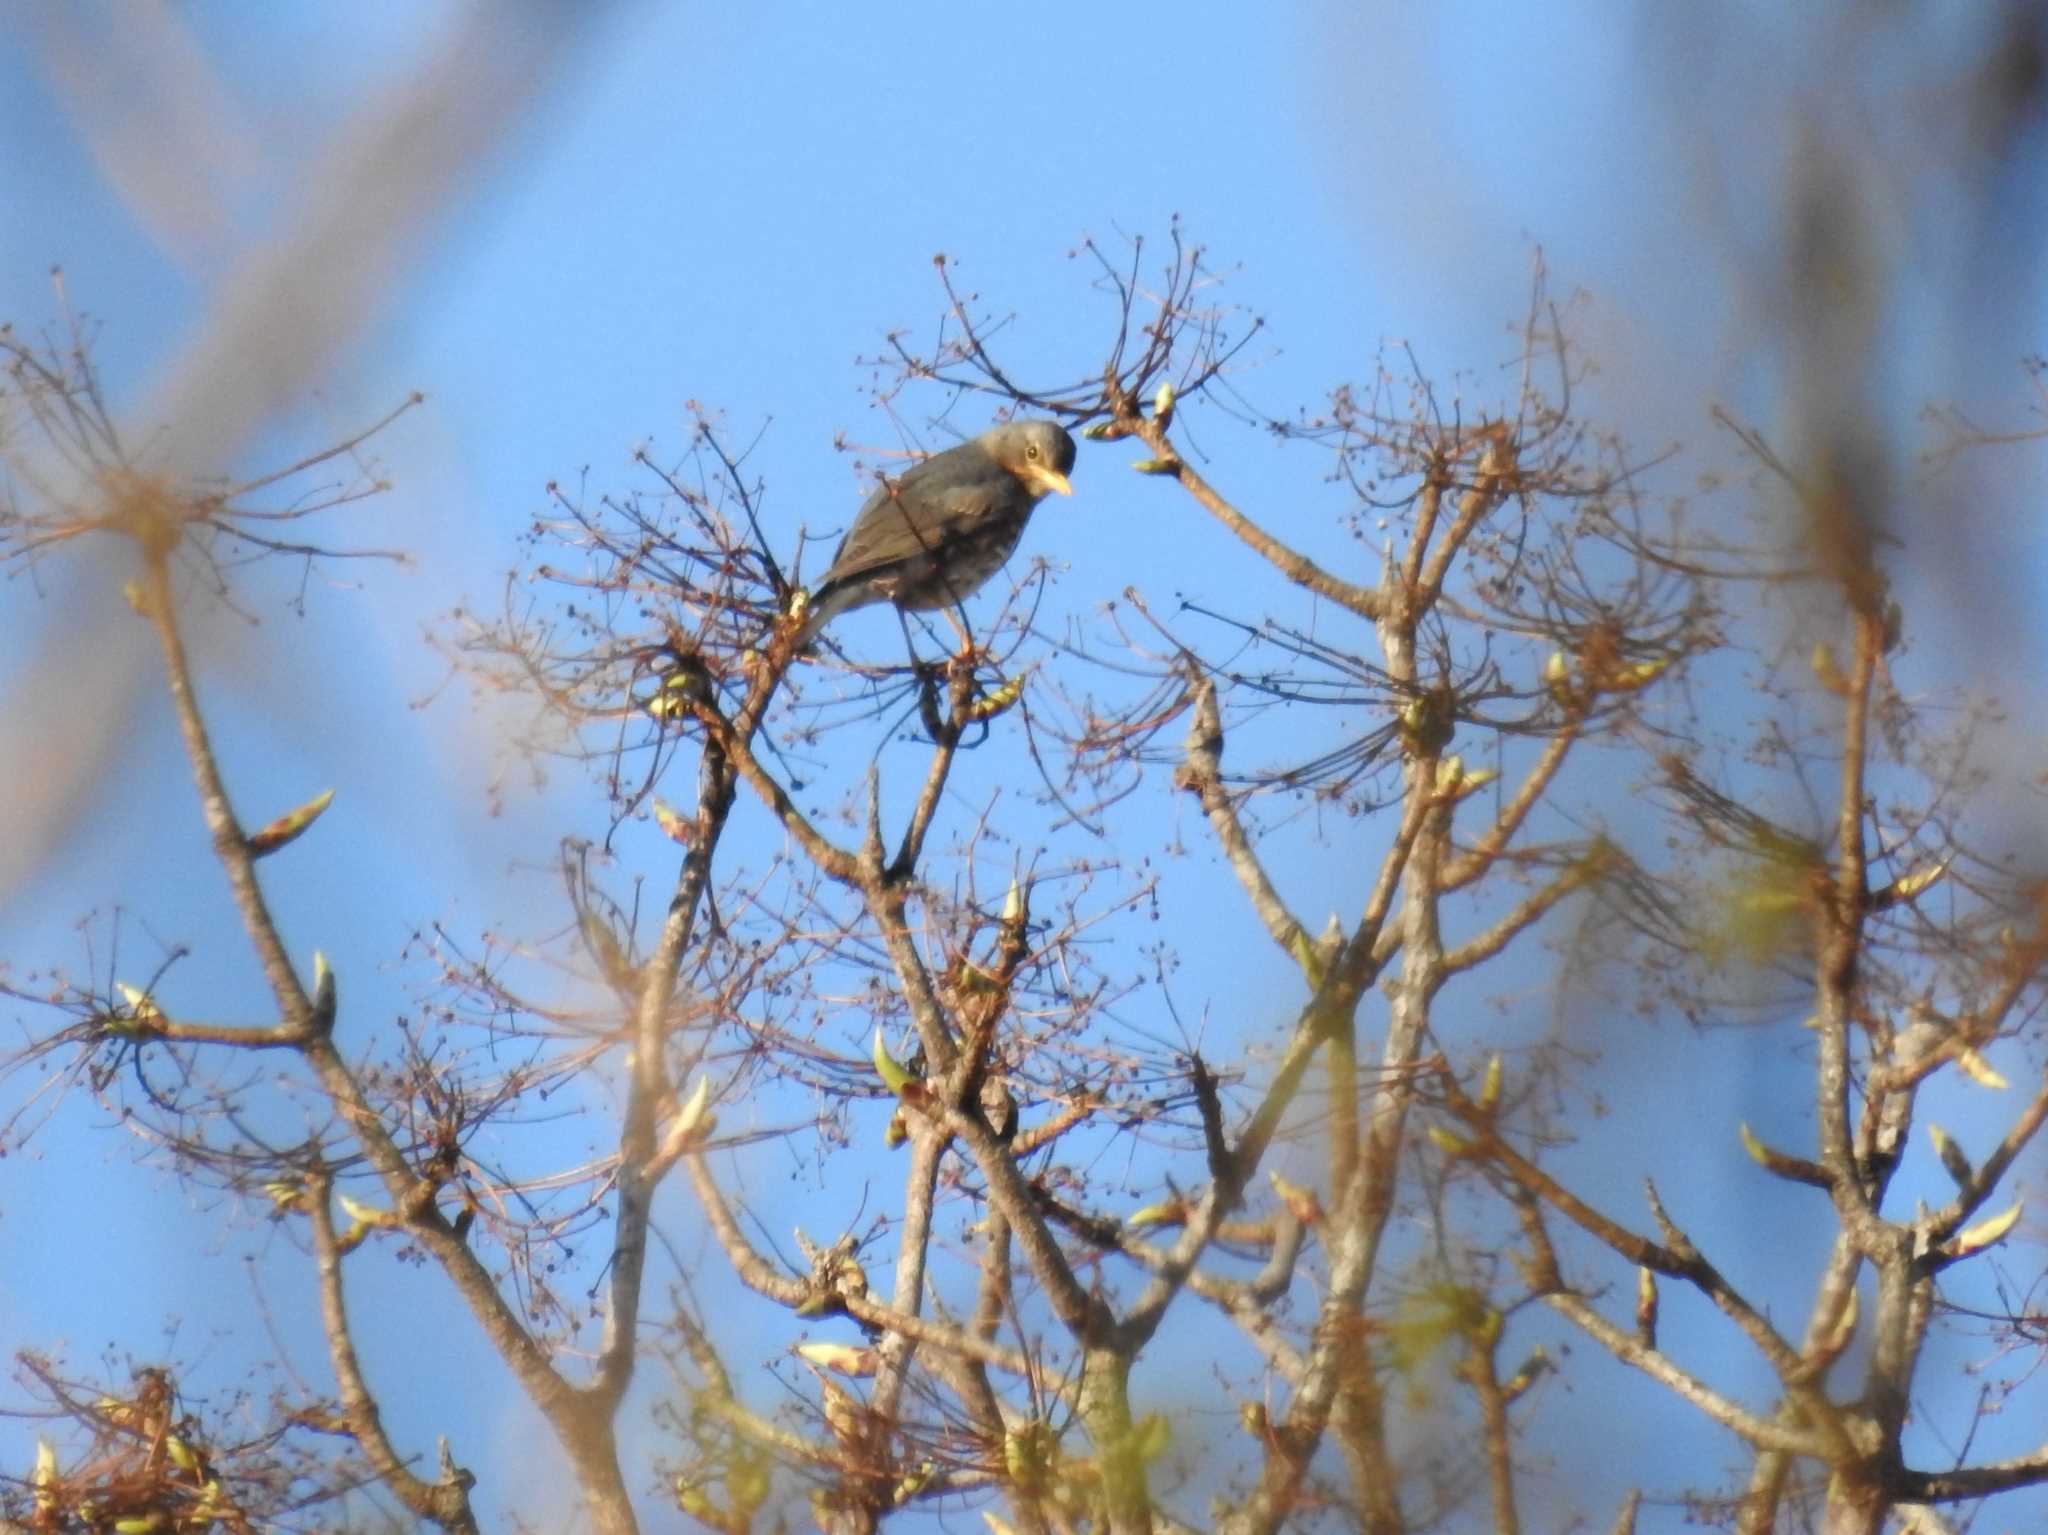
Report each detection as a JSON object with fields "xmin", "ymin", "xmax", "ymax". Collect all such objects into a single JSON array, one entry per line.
[{"xmin": 946, "ymin": 641, "xmax": 993, "ymax": 677}]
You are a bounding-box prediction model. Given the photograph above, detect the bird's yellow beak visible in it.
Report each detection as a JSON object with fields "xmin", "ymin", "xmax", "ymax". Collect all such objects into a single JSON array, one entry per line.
[{"xmin": 1034, "ymin": 467, "xmax": 1074, "ymax": 498}]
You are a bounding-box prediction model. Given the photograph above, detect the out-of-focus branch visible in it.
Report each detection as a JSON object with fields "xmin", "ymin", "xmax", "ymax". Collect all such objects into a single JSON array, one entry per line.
[
  {"xmin": 1458, "ymin": 1325, "xmax": 1520, "ymax": 1535},
  {"xmin": 668, "ymin": 1310, "xmax": 850, "ymax": 1485},
  {"xmin": 1813, "ymin": 607, "xmax": 1883, "ymax": 1212},
  {"xmin": 1443, "ymin": 726, "xmax": 1582, "ymax": 891},
  {"xmin": 1440, "ymin": 851, "xmax": 1603, "ymax": 974},
  {"xmin": 1898, "ymin": 1453, "xmax": 2048, "ymax": 1503}
]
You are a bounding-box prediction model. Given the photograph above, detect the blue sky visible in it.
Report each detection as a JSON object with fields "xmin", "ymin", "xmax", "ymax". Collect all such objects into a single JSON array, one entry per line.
[{"xmin": 4, "ymin": 4, "xmax": 2046, "ymax": 1531}]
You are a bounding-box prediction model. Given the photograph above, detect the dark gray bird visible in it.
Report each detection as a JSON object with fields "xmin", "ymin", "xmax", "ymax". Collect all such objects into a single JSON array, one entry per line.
[{"xmin": 796, "ymin": 420, "xmax": 1076, "ymax": 647}]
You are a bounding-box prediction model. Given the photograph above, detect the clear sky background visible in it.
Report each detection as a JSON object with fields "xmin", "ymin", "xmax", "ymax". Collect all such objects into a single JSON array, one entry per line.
[{"xmin": 3, "ymin": 4, "xmax": 2046, "ymax": 1531}]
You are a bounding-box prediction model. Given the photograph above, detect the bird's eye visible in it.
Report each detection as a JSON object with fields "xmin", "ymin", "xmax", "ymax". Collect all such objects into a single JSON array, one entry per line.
[{"xmin": 1027, "ymin": 444, "xmax": 1040, "ymax": 460}]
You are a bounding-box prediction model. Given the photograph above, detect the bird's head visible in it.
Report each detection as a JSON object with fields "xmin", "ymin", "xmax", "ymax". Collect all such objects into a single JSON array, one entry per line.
[{"xmin": 984, "ymin": 419, "xmax": 1077, "ymax": 500}]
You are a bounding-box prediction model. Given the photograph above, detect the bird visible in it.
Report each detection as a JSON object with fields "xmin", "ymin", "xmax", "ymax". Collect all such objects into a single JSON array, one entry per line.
[{"xmin": 795, "ymin": 420, "xmax": 1077, "ymax": 648}]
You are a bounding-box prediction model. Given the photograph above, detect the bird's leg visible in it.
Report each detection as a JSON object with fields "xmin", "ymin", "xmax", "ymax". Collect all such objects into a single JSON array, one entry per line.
[
  {"xmin": 942, "ymin": 603, "xmax": 981, "ymax": 663},
  {"xmin": 896, "ymin": 609, "xmax": 953, "ymax": 742},
  {"xmin": 944, "ymin": 604, "xmax": 1017, "ymax": 698},
  {"xmin": 912, "ymin": 663, "xmax": 948, "ymax": 744},
  {"xmin": 894, "ymin": 605, "xmax": 925, "ymax": 668},
  {"xmin": 910, "ymin": 605, "xmax": 1006, "ymax": 718}
]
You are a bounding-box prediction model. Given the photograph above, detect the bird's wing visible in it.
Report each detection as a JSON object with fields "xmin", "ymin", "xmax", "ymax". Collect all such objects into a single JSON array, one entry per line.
[{"xmin": 818, "ymin": 460, "xmax": 1013, "ymax": 587}]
